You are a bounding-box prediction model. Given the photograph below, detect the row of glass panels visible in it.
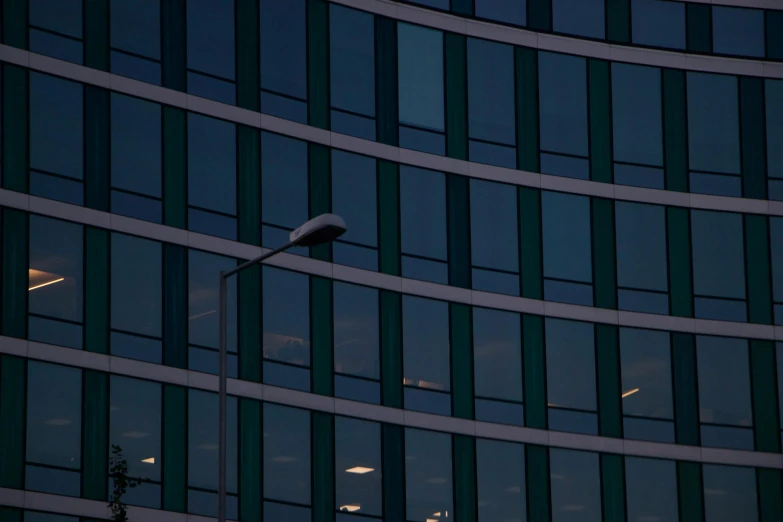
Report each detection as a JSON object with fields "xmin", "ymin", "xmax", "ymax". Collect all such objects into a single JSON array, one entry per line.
[{"xmin": 2, "ymin": 358, "xmax": 770, "ymax": 522}]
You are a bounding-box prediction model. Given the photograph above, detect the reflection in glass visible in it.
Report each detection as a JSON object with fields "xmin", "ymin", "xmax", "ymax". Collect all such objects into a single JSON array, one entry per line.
[
  {"xmin": 477, "ymin": 438, "xmax": 526, "ymax": 522},
  {"xmin": 332, "ymin": 151, "xmax": 378, "ymax": 270},
  {"xmin": 29, "ymin": 0, "xmax": 83, "ymax": 63},
  {"xmin": 470, "ymin": 180, "xmax": 519, "ymax": 295},
  {"xmin": 553, "ymin": 0, "xmax": 604, "ymax": 38},
  {"xmin": 625, "ymin": 457, "xmax": 678, "ymax": 522},
  {"xmin": 264, "ymin": 404, "xmax": 311, "ymax": 505},
  {"xmin": 703, "ymin": 465, "xmax": 758, "ymax": 522},
  {"xmin": 631, "ymin": 0, "xmax": 685, "ymax": 49},
  {"xmin": 405, "ymin": 428, "xmax": 452, "ymax": 522},
  {"xmin": 620, "ymin": 328, "xmax": 673, "ymax": 420},
  {"xmin": 400, "ymin": 166, "xmax": 448, "ymax": 283},
  {"xmin": 110, "ymin": 0, "xmax": 161, "ymax": 83},
  {"xmin": 261, "ymin": 0, "xmax": 307, "ymax": 121},
  {"xmin": 473, "ymin": 307, "xmax": 523, "ymax": 410},
  {"xmin": 186, "ymin": 0, "xmax": 235, "ymax": 103},
  {"xmin": 712, "ymin": 7, "xmax": 764, "ymax": 58},
  {"xmin": 475, "ymin": 0, "xmax": 526, "ymax": 26},
  {"xmin": 550, "ymin": 449, "xmax": 601, "ymax": 522},
  {"xmin": 334, "ymin": 282, "xmax": 380, "ymax": 384},
  {"xmin": 25, "ymin": 512, "xmax": 79, "ymax": 522},
  {"xmin": 335, "ymin": 417, "xmax": 382, "ymax": 517},
  {"xmin": 261, "ymin": 132, "xmax": 309, "ymax": 241}
]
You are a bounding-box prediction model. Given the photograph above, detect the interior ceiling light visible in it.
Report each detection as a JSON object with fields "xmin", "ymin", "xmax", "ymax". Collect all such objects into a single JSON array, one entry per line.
[
  {"xmin": 141, "ymin": 457, "xmax": 155, "ymax": 464},
  {"xmin": 339, "ymin": 505, "xmax": 361, "ymax": 512},
  {"xmin": 621, "ymin": 388, "xmax": 640, "ymax": 398},
  {"xmin": 346, "ymin": 466, "xmax": 374, "ymax": 474},
  {"xmin": 28, "ymin": 269, "xmax": 65, "ymax": 291}
]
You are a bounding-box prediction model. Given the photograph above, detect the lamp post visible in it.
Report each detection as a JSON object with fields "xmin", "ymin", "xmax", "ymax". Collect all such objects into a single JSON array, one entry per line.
[{"xmin": 217, "ymin": 214, "xmax": 347, "ymax": 522}]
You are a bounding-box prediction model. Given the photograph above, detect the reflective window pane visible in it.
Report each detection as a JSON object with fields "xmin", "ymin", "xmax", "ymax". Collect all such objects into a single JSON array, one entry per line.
[
  {"xmin": 552, "ymin": 0, "xmax": 604, "ymax": 38},
  {"xmin": 620, "ymin": 328, "xmax": 673, "ymax": 420},
  {"xmin": 539, "ymin": 53, "xmax": 588, "ymax": 159},
  {"xmin": 398, "ymin": 23, "xmax": 444, "ymax": 133},
  {"xmin": 334, "ymin": 282, "xmax": 379, "ymax": 382},
  {"xmin": 697, "ymin": 336, "xmax": 752, "ymax": 428},
  {"xmin": 631, "ymin": 0, "xmax": 685, "ymax": 49},
  {"xmin": 476, "ymin": 439, "xmax": 526, "ymax": 522},
  {"xmin": 110, "ymin": 0, "xmax": 160, "ymax": 60},
  {"xmin": 774, "ymin": 218, "xmax": 783, "ymax": 325},
  {"xmin": 332, "ymin": 151, "xmax": 378, "ymax": 268},
  {"xmin": 712, "ymin": 7, "xmax": 764, "ymax": 58},
  {"xmin": 29, "ymin": 0, "xmax": 83, "ymax": 63},
  {"xmin": 473, "ymin": 307, "xmax": 523, "ymax": 402},
  {"xmin": 625, "ymin": 457, "xmax": 678, "ymax": 522},
  {"xmin": 687, "ymin": 73, "xmax": 740, "ymax": 177},
  {"xmin": 470, "ymin": 180, "xmax": 519, "ymax": 276},
  {"xmin": 263, "ymin": 267, "xmax": 311, "ymax": 368},
  {"xmin": 187, "ymin": 0, "xmax": 235, "ymax": 80},
  {"xmin": 261, "ymin": 133, "xmax": 309, "ymax": 234},
  {"xmin": 403, "ymin": 296, "xmax": 451, "ymax": 394},
  {"xmin": 264, "ymin": 404, "xmax": 311, "ymax": 505},
  {"xmin": 546, "ymin": 319, "xmax": 596, "ymax": 413},
  {"xmin": 612, "ymin": 64, "xmax": 663, "ymax": 169},
  {"xmin": 550, "ymin": 449, "xmax": 601, "ymax": 522},
  {"xmin": 766, "ymin": 80, "xmax": 783, "ymax": 183},
  {"xmin": 467, "ymin": 38, "xmax": 515, "ymax": 147},
  {"xmin": 703, "ymin": 465, "xmax": 758, "ymax": 522},
  {"xmin": 691, "ymin": 211, "xmax": 746, "ymax": 305},
  {"xmin": 261, "ymin": 0, "xmax": 307, "ymax": 120},
  {"xmin": 400, "ymin": 166, "xmax": 448, "ymax": 262},
  {"xmin": 405, "ymin": 429, "xmax": 452, "ymax": 522},
  {"xmin": 475, "ymin": 0, "xmax": 526, "ymax": 26},
  {"xmin": 335, "ymin": 417, "xmax": 382, "ymax": 517}
]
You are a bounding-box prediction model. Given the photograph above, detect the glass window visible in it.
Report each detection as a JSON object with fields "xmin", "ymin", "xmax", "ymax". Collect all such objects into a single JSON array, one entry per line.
[
  {"xmin": 334, "ymin": 282, "xmax": 380, "ymax": 404},
  {"xmin": 111, "ymin": 233, "xmax": 162, "ymax": 364},
  {"xmin": 546, "ymin": 318, "xmax": 597, "ymax": 435},
  {"xmin": 29, "ymin": 0, "xmax": 83, "ymax": 64},
  {"xmin": 620, "ymin": 328, "xmax": 674, "ymax": 443},
  {"xmin": 335, "ymin": 416, "xmax": 382, "ymax": 517},
  {"xmin": 470, "ymin": 179, "xmax": 519, "ymax": 295},
  {"xmin": 29, "ymin": 73, "xmax": 84, "ymax": 205},
  {"xmin": 110, "ymin": 0, "xmax": 161, "ymax": 84},
  {"xmin": 772, "ymin": 218, "xmax": 783, "ymax": 325},
  {"xmin": 188, "ymin": 390, "xmax": 238, "ymax": 519},
  {"xmin": 542, "ymin": 191, "xmax": 593, "ymax": 306},
  {"xmin": 691, "ymin": 211, "xmax": 747, "ymax": 322},
  {"xmin": 188, "ymin": 250, "xmax": 238, "ymax": 377},
  {"xmin": 403, "ymin": 295, "xmax": 451, "ymax": 416},
  {"xmin": 110, "ymin": 375, "xmax": 162, "ymax": 508},
  {"xmin": 631, "ymin": 0, "xmax": 685, "ymax": 50},
  {"xmin": 549, "ymin": 449, "xmax": 601, "ymax": 522},
  {"xmin": 110, "ymin": 93, "xmax": 162, "ymax": 222},
  {"xmin": 766, "ymin": 80, "xmax": 783, "ymax": 200},
  {"xmin": 712, "ymin": 7, "xmax": 765, "ymax": 58},
  {"xmin": 332, "ymin": 151, "xmax": 378, "ymax": 271},
  {"xmin": 475, "ymin": 0, "xmax": 526, "ymax": 26},
  {"xmin": 687, "ymin": 73, "xmax": 741, "ymax": 197},
  {"xmin": 476, "ymin": 439, "xmax": 526, "ymax": 522},
  {"xmin": 25, "ymin": 512, "xmax": 79, "ymax": 522},
  {"xmin": 29, "ymin": 216, "xmax": 83, "ymax": 350},
  {"xmin": 625, "ymin": 457, "xmax": 678, "ymax": 522},
  {"xmin": 467, "ymin": 38, "xmax": 516, "ymax": 168},
  {"xmin": 400, "ymin": 166, "xmax": 448, "ymax": 284},
  {"xmin": 405, "ymin": 428, "xmax": 452, "ymax": 522},
  {"xmin": 26, "ymin": 362, "xmax": 81, "ymax": 497},
  {"xmin": 777, "ymin": 343, "xmax": 783, "ymax": 436},
  {"xmin": 538, "ymin": 52, "xmax": 588, "ymax": 179},
  {"xmin": 697, "ymin": 336, "xmax": 753, "ymax": 450},
  {"xmin": 615, "ymin": 202, "xmax": 668, "ymax": 314},
  {"xmin": 703, "ymin": 465, "xmax": 758, "ymax": 522},
  {"xmin": 264, "ymin": 404, "xmax": 311, "ymax": 507},
  {"xmin": 553, "ymin": 0, "xmax": 604, "ymax": 39},
  {"xmin": 186, "ymin": 0, "xmax": 235, "ymax": 104},
  {"xmin": 612, "ymin": 63, "xmax": 664, "ymax": 189},
  {"xmin": 263, "ymin": 266, "xmax": 311, "ymax": 391},
  {"xmin": 188, "ymin": 114, "xmax": 237, "ymax": 240},
  {"xmin": 330, "ymin": 5, "xmax": 375, "ymax": 140},
  {"xmin": 473, "ymin": 307, "xmax": 524, "ymax": 426},
  {"xmin": 260, "ymin": 0, "xmax": 307, "ymax": 122},
  {"xmin": 408, "ymin": 0, "xmax": 449, "ymax": 9},
  {"xmin": 398, "ymin": 23, "xmax": 445, "ymax": 155}
]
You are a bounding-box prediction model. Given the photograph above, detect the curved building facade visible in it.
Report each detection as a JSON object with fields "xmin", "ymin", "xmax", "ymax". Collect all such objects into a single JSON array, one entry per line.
[{"xmin": 1, "ymin": 0, "xmax": 783, "ymax": 521}]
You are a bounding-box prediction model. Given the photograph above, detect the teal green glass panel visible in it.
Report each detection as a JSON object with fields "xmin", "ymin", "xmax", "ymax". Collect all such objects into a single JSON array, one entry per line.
[
  {"xmin": 686, "ymin": 3, "xmax": 712, "ymax": 53},
  {"xmin": 376, "ymin": 17, "xmax": 398, "ymax": 146},
  {"xmin": 445, "ymin": 33, "xmax": 468, "ymax": 161},
  {"xmin": 238, "ymin": 126, "xmax": 261, "ymax": 246},
  {"xmin": 453, "ymin": 0, "xmax": 474, "ymax": 16},
  {"xmin": 383, "ymin": 424, "xmax": 405, "ymax": 522},
  {"xmin": 239, "ymin": 266, "xmax": 261, "ymax": 383},
  {"xmin": 588, "ymin": 60, "xmax": 612, "ymax": 183},
  {"xmin": 451, "ymin": 303, "xmax": 474, "ymax": 420},
  {"xmin": 745, "ymin": 215, "xmax": 772, "ymax": 325},
  {"xmin": 0, "ymin": 355, "xmax": 25, "ymax": 488},
  {"xmin": 663, "ymin": 69, "xmax": 687, "ymax": 192},
  {"xmin": 237, "ymin": 0, "xmax": 260, "ymax": 111},
  {"xmin": 2, "ymin": 0, "xmax": 26, "ymax": 48},
  {"xmin": 85, "ymin": 86, "xmax": 110, "ymax": 212},
  {"xmin": 525, "ymin": 445, "xmax": 550, "ymax": 522},
  {"xmin": 309, "ymin": 143, "xmax": 332, "ymax": 262},
  {"xmin": 592, "ymin": 198, "xmax": 617, "ymax": 309},
  {"xmin": 163, "ymin": 244, "xmax": 188, "ymax": 368},
  {"xmin": 758, "ymin": 469, "xmax": 783, "ymax": 522},
  {"xmin": 2, "ymin": 209, "xmax": 27, "ymax": 339},
  {"xmin": 519, "ymin": 188, "xmax": 542, "ymax": 300},
  {"xmin": 606, "ymin": 0, "xmax": 630, "ymax": 43},
  {"xmin": 83, "ymin": 370, "xmax": 108, "ymax": 501},
  {"xmin": 523, "ymin": 315, "xmax": 546, "ymax": 429},
  {"xmin": 447, "ymin": 175, "xmax": 471, "ymax": 289},
  {"xmin": 454, "ymin": 435, "xmax": 477, "ymax": 522},
  {"xmin": 85, "ymin": 0, "xmax": 109, "ymax": 70},
  {"xmin": 0, "ymin": 507, "xmax": 20, "ymax": 522},
  {"xmin": 2, "ymin": 65, "xmax": 28, "ymax": 193},
  {"xmin": 378, "ymin": 160, "xmax": 401, "ymax": 276},
  {"xmin": 677, "ymin": 461, "xmax": 704, "ymax": 522},
  {"xmin": 162, "ymin": 384, "xmax": 187, "ymax": 512},
  {"xmin": 672, "ymin": 333, "xmax": 699, "ymax": 445},
  {"xmin": 596, "ymin": 325, "xmax": 622, "ymax": 438},
  {"xmin": 163, "ymin": 106, "xmax": 187, "ymax": 229},
  {"xmin": 750, "ymin": 340, "xmax": 780, "ymax": 453},
  {"xmin": 307, "ymin": 0, "xmax": 330, "ymax": 129},
  {"xmin": 85, "ymin": 228, "xmax": 109, "ymax": 354},
  {"xmin": 312, "ymin": 412, "xmax": 335, "ymax": 522},
  {"xmin": 667, "ymin": 207, "xmax": 693, "ymax": 318},
  {"xmin": 162, "ymin": 0, "xmax": 186, "ymax": 91},
  {"xmin": 381, "ymin": 291, "xmax": 403, "ymax": 408},
  {"xmin": 312, "ymin": 277, "xmax": 333, "ymax": 396},
  {"xmin": 240, "ymin": 398, "xmax": 262, "ymax": 522},
  {"xmin": 740, "ymin": 77, "xmax": 767, "ymax": 199},
  {"xmin": 515, "ymin": 47, "xmax": 539, "ymax": 172},
  {"xmin": 768, "ymin": 12, "xmax": 783, "ymax": 60},
  {"xmin": 528, "ymin": 0, "xmax": 552, "ymax": 31},
  {"xmin": 601, "ymin": 454, "xmax": 625, "ymax": 522}
]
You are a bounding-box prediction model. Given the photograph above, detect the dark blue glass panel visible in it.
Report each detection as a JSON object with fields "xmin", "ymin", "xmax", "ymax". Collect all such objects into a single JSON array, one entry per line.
[
  {"xmin": 30, "ymin": 172, "xmax": 84, "ymax": 206},
  {"xmin": 404, "ymin": 387, "xmax": 451, "ymax": 416},
  {"xmin": 110, "ymin": 331, "xmax": 162, "ymax": 365},
  {"xmin": 188, "ymin": 250, "xmax": 238, "ymax": 354},
  {"xmin": 110, "ymin": 0, "xmax": 160, "ymax": 59},
  {"xmin": 612, "ymin": 63, "xmax": 663, "ymax": 167},
  {"xmin": 405, "ymin": 429, "xmax": 453, "ymax": 522},
  {"xmin": 335, "ymin": 417, "xmax": 383, "ymax": 517},
  {"xmin": 475, "ymin": 399, "xmax": 525, "ymax": 427},
  {"xmin": 333, "ymin": 242, "xmax": 379, "ymax": 272},
  {"xmin": 476, "ymin": 439, "xmax": 526, "ymax": 522},
  {"xmin": 25, "ymin": 466, "xmax": 80, "ymax": 497},
  {"xmin": 540, "ymin": 153, "xmax": 590, "ymax": 180},
  {"xmin": 615, "ymin": 202, "xmax": 668, "ymax": 294},
  {"xmin": 400, "ymin": 166, "xmax": 447, "ymax": 261},
  {"xmin": 119, "ymin": 481, "xmax": 162, "ymax": 509},
  {"xmin": 617, "ymin": 289, "xmax": 669, "ymax": 315},
  {"xmin": 187, "ymin": 72, "xmax": 236, "ymax": 105},
  {"xmin": 398, "ymin": 23, "xmax": 444, "ymax": 133},
  {"xmin": 331, "ymin": 111, "xmax": 376, "ymax": 141},
  {"xmin": 111, "ymin": 191, "xmax": 163, "ymax": 223},
  {"xmin": 613, "ymin": 164, "xmax": 664, "ymax": 190},
  {"xmin": 687, "ymin": 73, "xmax": 740, "ymax": 175},
  {"xmin": 549, "ymin": 449, "xmax": 601, "ymax": 522},
  {"xmin": 467, "ymin": 38, "xmax": 515, "ymax": 146},
  {"xmin": 403, "ymin": 296, "xmax": 451, "ymax": 393},
  {"xmin": 29, "ymin": 30, "xmax": 83, "ymax": 64},
  {"xmin": 631, "ymin": 0, "xmax": 685, "ymax": 50},
  {"xmin": 697, "ymin": 336, "xmax": 752, "ymax": 428},
  {"xmin": 703, "ymin": 464, "xmax": 758, "ymax": 522},
  {"xmin": 330, "ymin": 5, "xmax": 375, "ymax": 118},
  {"xmin": 26, "ymin": 510, "xmax": 80, "ymax": 522},
  {"xmin": 475, "ymin": 0, "xmax": 526, "ymax": 26},
  {"xmin": 712, "ymin": 6, "xmax": 765, "ymax": 58},
  {"xmin": 544, "ymin": 279, "xmax": 594, "ymax": 307},
  {"xmin": 261, "ymin": 133, "xmax": 309, "ymax": 230},
  {"xmin": 111, "ymin": 233, "xmax": 162, "ymax": 338},
  {"xmin": 263, "ymin": 266, "xmax": 310, "ymax": 367},
  {"xmin": 620, "ymin": 328, "xmax": 673, "ymax": 419},
  {"xmin": 539, "ymin": 52, "xmax": 588, "ymax": 157},
  {"xmin": 188, "ymin": 114, "xmax": 236, "ymax": 215},
  {"xmin": 188, "ymin": 209, "xmax": 238, "ymax": 241},
  {"xmin": 469, "ymin": 141, "xmax": 517, "ymax": 169},
  {"xmin": 542, "ymin": 191, "xmax": 592, "ymax": 284},
  {"xmin": 772, "ymin": 219, "xmax": 782, "ymax": 307},
  {"xmin": 689, "ymin": 172, "xmax": 742, "ymax": 198},
  {"xmin": 188, "ymin": 391, "xmax": 238, "ymax": 494},
  {"xmin": 187, "ymin": 0, "xmax": 235, "ymax": 80},
  {"xmin": 264, "ymin": 403, "xmax": 311, "ymax": 505},
  {"xmin": 701, "ymin": 425, "xmax": 754, "ymax": 451},
  {"xmin": 265, "ymin": 502, "xmax": 311, "ymax": 522},
  {"xmin": 29, "ymin": 316, "xmax": 82, "ymax": 350},
  {"xmin": 334, "ymin": 282, "xmax": 380, "ymax": 381},
  {"xmin": 334, "ymin": 375, "xmax": 381, "ymax": 404},
  {"xmin": 29, "ymin": 0, "xmax": 82, "ymax": 37},
  {"xmin": 111, "ymin": 93, "xmax": 162, "ymax": 198},
  {"xmin": 188, "ymin": 347, "xmax": 238, "ymax": 379},
  {"xmin": 766, "ymin": 80, "xmax": 783, "ymax": 180},
  {"xmin": 691, "ymin": 211, "xmax": 745, "ymax": 300},
  {"xmin": 472, "ymin": 269, "xmax": 519, "ymax": 296},
  {"xmin": 263, "ymin": 361, "xmax": 310, "ymax": 392},
  {"xmin": 262, "ymin": 226, "xmax": 310, "ymax": 257},
  {"xmin": 261, "ymin": 92, "xmax": 308, "ymax": 124},
  {"xmin": 546, "ymin": 318, "xmax": 596, "ymax": 412},
  {"xmin": 470, "ymin": 179, "xmax": 518, "ymax": 273},
  {"xmin": 694, "ymin": 297, "xmax": 747, "ymax": 323},
  {"xmin": 548, "ymin": 409, "xmax": 598, "ymax": 435},
  {"xmin": 553, "ymin": 0, "xmax": 605, "ymax": 38},
  {"xmin": 399, "ymin": 126, "xmax": 446, "ymax": 156},
  {"xmin": 332, "ymin": 151, "xmax": 377, "ymax": 248},
  {"xmin": 261, "ymin": 0, "xmax": 307, "ymax": 102},
  {"xmin": 402, "ymin": 256, "xmax": 449, "ymax": 285},
  {"xmin": 408, "ymin": 0, "xmax": 449, "ymax": 8},
  {"xmin": 625, "ymin": 457, "xmax": 678, "ymax": 522},
  {"xmin": 188, "ymin": 489, "xmax": 238, "ymax": 519},
  {"xmin": 111, "ymin": 52, "xmax": 162, "ymax": 85},
  {"xmin": 110, "ymin": 376, "xmax": 162, "ymax": 482},
  {"xmin": 473, "ymin": 307, "xmax": 523, "ymax": 402},
  {"xmin": 623, "ymin": 417, "xmax": 675, "ymax": 443},
  {"xmin": 769, "ymin": 180, "xmax": 783, "ymax": 201}
]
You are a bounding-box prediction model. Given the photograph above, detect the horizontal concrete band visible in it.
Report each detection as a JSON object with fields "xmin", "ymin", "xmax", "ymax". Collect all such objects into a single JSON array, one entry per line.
[
  {"xmin": 1, "ymin": 45, "xmax": 782, "ymax": 218},
  {"xmin": 2, "ymin": 335, "xmax": 781, "ymax": 470},
  {"xmin": 3, "ymin": 189, "xmax": 782, "ymax": 342}
]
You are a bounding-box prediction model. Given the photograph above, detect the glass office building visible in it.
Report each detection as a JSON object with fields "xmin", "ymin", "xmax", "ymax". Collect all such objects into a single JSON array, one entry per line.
[{"xmin": 1, "ymin": 0, "xmax": 783, "ymax": 521}]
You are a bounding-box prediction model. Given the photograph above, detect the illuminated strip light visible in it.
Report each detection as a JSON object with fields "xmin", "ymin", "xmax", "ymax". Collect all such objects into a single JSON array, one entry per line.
[
  {"xmin": 28, "ymin": 277, "xmax": 65, "ymax": 291},
  {"xmin": 621, "ymin": 388, "xmax": 640, "ymax": 398}
]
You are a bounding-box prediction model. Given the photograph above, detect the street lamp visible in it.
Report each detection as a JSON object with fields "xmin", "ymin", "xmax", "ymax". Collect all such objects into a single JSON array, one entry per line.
[{"xmin": 218, "ymin": 213, "xmax": 347, "ymax": 522}]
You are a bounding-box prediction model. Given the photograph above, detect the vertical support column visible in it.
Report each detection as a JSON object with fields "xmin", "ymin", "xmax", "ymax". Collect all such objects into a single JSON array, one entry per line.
[
  {"xmin": 82, "ymin": 370, "xmax": 108, "ymax": 501},
  {"xmin": 311, "ymin": 277, "xmax": 333, "ymax": 397},
  {"xmin": 667, "ymin": 208, "xmax": 693, "ymax": 318},
  {"xmin": 312, "ymin": 412, "xmax": 335, "ymax": 522},
  {"xmin": 1, "ymin": 209, "xmax": 28, "ymax": 339},
  {"xmin": 163, "ymin": 106, "xmax": 187, "ymax": 229},
  {"xmin": 596, "ymin": 325, "xmax": 622, "ymax": 438},
  {"xmin": 515, "ymin": 47, "xmax": 539, "ymax": 173},
  {"xmin": 238, "ymin": 127, "xmax": 261, "ymax": 246},
  {"xmin": 238, "ymin": 266, "xmax": 261, "ymax": 383},
  {"xmin": 745, "ymin": 215, "xmax": 773, "ymax": 325},
  {"xmin": 162, "ymin": 384, "xmax": 187, "ymax": 512},
  {"xmin": 375, "ymin": 17, "xmax": 398, "ymax": 147},
  {"xmin": 677, "ymin": 461, "xmax": 704, "ymax": 522},
  {"xmin": 686, "ymin": 4, "xmax": 712, "ymax": 54},
  {"xmin": 767, "ymin": 12, "xmax": 783, "ymax": 61},
  {"xmin": 380, "ymin": 291, "xmax": 403, "ymax": 409},
  {"xmin": 239, "ymin": 398, "xmax": 262, "ymax": 522},
  {"xmin": 0, "ymin": 355, "xmax": 25, "ymax": 489},
  {"xmin": 606, "ymin": 0, "xmax": 630, "ymax": 43},
  {"xmin": 85, "ymin": 228, "xmax": 109, "ymax": 354},
  {"xmin": 382, "ymin": 424, "xmax": 405, "ymax": 522},
  {"xmin": 236, "ymin": 0, "xmax": 260, "ymax": 112},
  {"xmin": 750, "ymin": 340, "xmax": 780, "ymax": 453},
  {"xmin": 453, "ymin": 435, "xmax": 477, "ymax": 522},
  {"xmin": 85, "ymin": 86, "xmax": 110, "ymax": 212},
  {"xmin": 601, "ymin": 454, "xmax": 626, "ymax": 522},
  {"xmin": 84, "ymin": 0, "xmax": 109, "ymax": 71},
  {"xmin": 740, "ymin": 77, "xmax": 767, "ymax": 199},
  {"xmin": 447, "ymin": 175, "xmax": 471, "ymax": 289},
  {"xmin": 588, "ymin": 60, "xmax": 612, "ymax": 183},
  {"xmin": 523, "ymin": 315, "xmax": 546, "ymax": 429},
  {"xmin": 445, "ymin": 33, "xmax": 467, "ymax": 161},
  {"xmin": 758, "ymin": 469, "xmax": 783, "ymax": 522},
  {"xmin": 308, "ymin": 143, "xmax": 332, "ymax": 262},
  {"xmin": 163, "ymin": 244, "xmax": 188, "ymax": 369},
  {"xmin": 519, "ymin": 188, "xmax": 543, "ymax": 300},
  {"xmin": 592, "ymin": 198, "xmax": 617, "ymax": 309},
  {"xmin": 672, "ymin": 333, "xmax": 700, "ymax": 446},
  {"xmin": 378, "ymin": 161, "xmax": 400, "ymax": 277},
  {"xmin": 663, "ymin": 69, "xmax": 688, "ymax": 193},
  {"xmin": 2, "ymin": 65, "xmax": 28, "ymax": 194},
  {"xmin": 528, "ymin": 0, "xmax": 552, "ymax": 32},
  {"xmin": 450, "ymin": 303, "xmax": 473, "ymax": 420},
  {"xmin": 525, "ymin": 445, "xmax": 550, "ymax": 522},
  {"xmin": 307, "ymin": 0, "xmax": 330, "ymax": 130},
  {"xmin": 162, "ymin": 0, "xmax": 186, "ymax": 92}
]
